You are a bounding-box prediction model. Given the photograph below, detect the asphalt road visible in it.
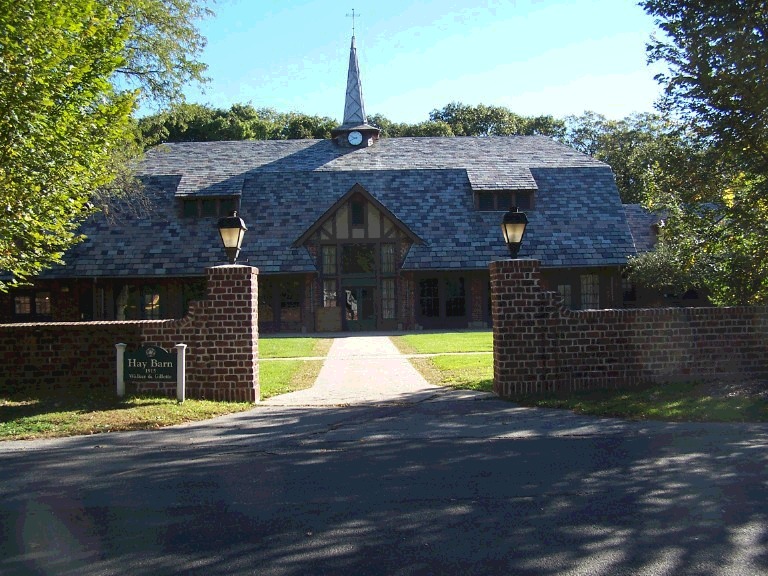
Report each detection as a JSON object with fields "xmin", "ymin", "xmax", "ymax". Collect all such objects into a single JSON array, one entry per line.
[{"xmin": 1, "ymin": 390, "xmax": 766, "ymax": 575}]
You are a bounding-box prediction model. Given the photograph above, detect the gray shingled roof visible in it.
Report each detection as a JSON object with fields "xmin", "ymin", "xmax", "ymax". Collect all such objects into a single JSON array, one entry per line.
[
  {"xmin": 623, "ymin": 204, "xmax": 663, "ymax": 253},
  {"xmin": 45, "ymin": 136, "xmax": 638, "ymax": 278}
]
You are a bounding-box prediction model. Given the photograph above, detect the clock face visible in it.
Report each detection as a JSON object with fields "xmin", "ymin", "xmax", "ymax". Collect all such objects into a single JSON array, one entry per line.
[{"xmin": 347, "ymin": 131, "xmax": 363, "ymax": 145}]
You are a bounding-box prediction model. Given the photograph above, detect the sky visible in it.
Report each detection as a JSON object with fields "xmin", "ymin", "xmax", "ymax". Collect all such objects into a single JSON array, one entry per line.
[{"xmin": 180, "ymin": 0, "xmax": 667, "ymax": 124}]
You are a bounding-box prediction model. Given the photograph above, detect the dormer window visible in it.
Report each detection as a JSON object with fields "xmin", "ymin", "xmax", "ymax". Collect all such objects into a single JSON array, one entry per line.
[
  {"xmin": 182, "ymin": 196, "xmax": 239, "ymax": 218},
  {"xmin": 477, "ymin": 192, "xmax": 495, "ymax": 211},
  {"xmin": 475, "ymin": 190, "xmax": 534, "ymax": 211}
]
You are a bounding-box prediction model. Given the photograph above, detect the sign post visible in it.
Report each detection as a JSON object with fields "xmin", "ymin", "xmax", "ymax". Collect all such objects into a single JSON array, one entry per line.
[
  {"xmin": 115, "ymin": 343, "xmax": 127, "ymax": 398},
  {"xmin": 175, "ymin": 343, "xmax": 187, "ymax": 402}
]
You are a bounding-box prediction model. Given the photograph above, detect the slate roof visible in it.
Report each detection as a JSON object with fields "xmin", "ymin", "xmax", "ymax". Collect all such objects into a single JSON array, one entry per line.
[
  {"xmin": 623, "ymin": 204, "xmax": 663, "ymax": 253},
  {"xmin": 45, "ymin": 136, "xmax": 639, "ymax": 278}
]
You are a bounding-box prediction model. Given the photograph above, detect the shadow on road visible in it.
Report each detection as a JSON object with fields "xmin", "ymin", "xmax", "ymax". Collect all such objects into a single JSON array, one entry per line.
[{"xmin": 1, "ymin": 391, "xmax": 766, "ymax": 575}]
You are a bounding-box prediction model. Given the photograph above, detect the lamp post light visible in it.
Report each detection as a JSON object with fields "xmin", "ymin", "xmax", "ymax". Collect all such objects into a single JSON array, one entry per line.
[
  {"xmin": 217, "ymin": 211, "xmax": 248, "ymax": 264},
  {"xmin": 501, "ymin": 207, "xmax": 528, "ymax": 258}
]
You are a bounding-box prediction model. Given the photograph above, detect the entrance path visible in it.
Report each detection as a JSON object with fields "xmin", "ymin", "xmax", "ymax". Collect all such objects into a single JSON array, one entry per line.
[{"xmin": 261, "ymin": 335, "xmax": 445, "ymax": 406}]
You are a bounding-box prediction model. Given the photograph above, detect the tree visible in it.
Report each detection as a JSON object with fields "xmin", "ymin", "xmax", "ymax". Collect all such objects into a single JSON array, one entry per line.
[
  {"xmin": 629, "ymin": 1, "xmax": 768, "ymax": 305},
  {"xmin": 139, "ymin": 104, "xmax": 289, "ymax": 146},
  {"xmin": 137, "ymin": 104, "xmax": 338, "ymax": 145},
  {"xmin": 643, "ymin": 0, "xmax": 768, "ymax": 174},
  {"xmin": 0, "ymin": 0, "xmax": 210, "ymax": 291},
  {"xmin": 399, "ymin": 120, "xmax": 454, "ymax": 137},
  {"xmin": 629, "ymin": 132, "xmax": 768, "ymax": 306},
  {"xmin": 110, "ymin": 0, "xmax": 211, "ymax": 106},
  {"xmin": 0, "ymin": 1, "xmax": 133, "ymax": 289},
  {"xmin": 563, "ymin": 111, "xmax": 682, "ymax": 204},
  {"xmin": 366, "ymin": 115, "xmax": 454, "ymax": 138},
  {"xmin": 367, "ymin": 114, "xmax": 403, "ymax": 138},
  {"xmin": 280, "ymin": 112, "xmax": 337, "ymax": 140},
  {"xmin": 429, "ymin": 102, "xmax": 565, "ymax": 138}
]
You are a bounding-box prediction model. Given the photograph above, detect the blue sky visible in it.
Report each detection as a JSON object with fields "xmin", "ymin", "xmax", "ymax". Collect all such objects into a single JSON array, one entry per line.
[{"xmin": 182, "ymin": 0, "xmax": 666, "ymax": 123}]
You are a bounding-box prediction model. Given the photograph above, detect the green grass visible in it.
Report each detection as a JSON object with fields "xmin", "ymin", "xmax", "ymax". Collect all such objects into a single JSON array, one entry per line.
[
  {"xmin": 513, "ymin": 382, "xmax": 768, "ymax": 423},
  {"xmin": 259, "ymin": 337, "xmax": 332, "ymax": 399},
  {"xmin": 0, "ymin": 390, "xmax": 253, "ymax": 441},
  {"xmin": 391, "ymin": 331, "xmax": 492, "ymax": 354},
  {"xmin": 259, "ymin": 359, "xmax": 324, "ymax": 399},
  {"xmin": 393, "ymin": 331, "xmax": 493, "ymax": 393},
  {"xmin": 260, "ymin": 337, "xmax": 331, "ymax": 358},
  {"xmin": 411, "ymin": 354, "xmax": 494, "ymax": 392}
]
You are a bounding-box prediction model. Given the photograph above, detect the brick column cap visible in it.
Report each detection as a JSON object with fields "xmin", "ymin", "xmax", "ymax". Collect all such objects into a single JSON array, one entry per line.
[
  {"xmin": 209, "ymin": 264, "xmax": 257, "ymax": 270},
  {"xmin": 490, "ymin": 258, "xmax": 541, "ymax": 270},
  {"xmin": 207, "ymin": 264, "xmax": 260, "ymax": 275}
]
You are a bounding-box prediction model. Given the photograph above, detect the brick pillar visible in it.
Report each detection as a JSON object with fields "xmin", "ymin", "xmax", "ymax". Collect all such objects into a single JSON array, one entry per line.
[
  {"xmin": 203, "ymin": 265, "xmax": 259, "ymax": 402},
  {"xmin": 490, "ymin": 259, "xmax": 559, "ymax": 397}
]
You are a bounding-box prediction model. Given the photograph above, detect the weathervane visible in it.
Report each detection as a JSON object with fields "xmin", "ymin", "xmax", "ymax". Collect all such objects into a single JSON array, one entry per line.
[{"xmin": 346, "ymin": 8, "xmax": 360, "ymax": 36}]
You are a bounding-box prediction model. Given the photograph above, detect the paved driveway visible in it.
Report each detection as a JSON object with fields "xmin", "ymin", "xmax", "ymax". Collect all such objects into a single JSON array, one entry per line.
[{"xmin": 1, "ymin": 337, "xmax": 766, "ymax": 575}]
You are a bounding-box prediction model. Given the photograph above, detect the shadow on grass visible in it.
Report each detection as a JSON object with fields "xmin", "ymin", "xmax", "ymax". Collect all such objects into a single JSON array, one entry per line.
[
  {"xmin": 442, "ymin": 377, "xmax": 494, "ymax": 393},
  {"xmin": 508, "ymin": 381, "xmax": 768, "ymax": 423},
  {"xmin": 0, "ymin": 389, "xmax": 174, "ymax": 439},
  {"xmin": 1, "ymin": 388, "xmax": 143, "ymax": 414}
]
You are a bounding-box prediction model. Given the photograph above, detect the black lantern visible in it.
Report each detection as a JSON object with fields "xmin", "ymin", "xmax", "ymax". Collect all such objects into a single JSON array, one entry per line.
[
  {"xmin": 217, "ymin": 211, "xmax": 247, "ymax": 264},
  {"xmin": 501, "ymin": 207, "xmax": 528, "ymax": 258}
]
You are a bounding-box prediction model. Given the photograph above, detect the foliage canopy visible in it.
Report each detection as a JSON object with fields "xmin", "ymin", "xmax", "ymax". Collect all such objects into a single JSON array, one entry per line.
[
  {"xmin": 0, "ymin": 0, "xmax": 210, "ymax": 290},
  {"xmin": 137, "ymin": 103, "xmax": 338, "ymax": 148},
  {"xmin": 629, "ymin": 1, "xmax": 768, "ymax": 305}
]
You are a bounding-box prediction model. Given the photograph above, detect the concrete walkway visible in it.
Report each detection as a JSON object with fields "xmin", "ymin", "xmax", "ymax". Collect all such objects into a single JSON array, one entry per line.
[{"xmin": 261, "ymin": 335, "xmax": 442, "ymax": 406}]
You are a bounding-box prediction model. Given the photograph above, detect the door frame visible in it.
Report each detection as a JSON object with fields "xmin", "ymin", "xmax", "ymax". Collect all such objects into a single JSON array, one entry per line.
[{"xmin": 342, "ymin": 284, "xmax": 377, "ymax": 331}]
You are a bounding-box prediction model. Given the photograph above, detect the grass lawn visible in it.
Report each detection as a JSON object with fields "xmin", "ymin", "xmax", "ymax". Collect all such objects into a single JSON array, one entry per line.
[
  {"xmin": 410, "ymin": 355, "xmax": 493, "ymax": 392},
  {"xmin": 392, "ymin": 331, "xmax": 494, "ymax": 393},
  {"xmin": 260, "ymin": 336, "xmax": 332, "ymax": 358},
  {"xmin": 259, "ymin": 359, "xmax": 325, "ymax": 399},
  {"xmin": 0, "ymin": 390, "xmax": 253, "ymax": 441},
  {"xmin": 259, "ymin": 337, "xmax": 332, "ymax": 399},
  {"xmin": 513, "ymin": 382, "xmax": 768, "ymax": 423},
  {"xmin": 391, "ymin": 331, "xmax": 492, "ymax": 354}
]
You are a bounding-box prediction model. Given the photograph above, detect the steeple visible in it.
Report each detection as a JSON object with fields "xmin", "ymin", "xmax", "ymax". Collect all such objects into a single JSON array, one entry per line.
[
  {"xmin": 342, "ymin": 36, "xmax": 367, "ymax": 127},
  {"xmin": 332, "ymin": 35, "xmax": 380, "ymax": 147}
]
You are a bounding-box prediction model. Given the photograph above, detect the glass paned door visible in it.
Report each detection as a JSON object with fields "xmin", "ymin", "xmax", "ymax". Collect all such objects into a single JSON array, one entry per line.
[{"xmin": 343, "ymin": 286, "xmax": 376, "ymax": 331}]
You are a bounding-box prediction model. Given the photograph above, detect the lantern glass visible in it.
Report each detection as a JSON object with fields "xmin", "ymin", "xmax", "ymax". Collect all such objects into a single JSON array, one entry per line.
[
  {"xmin": 500, "ymin": 207, "xmax": 528, "ymax": 258},
  {"xmin": 217, "ymin": 212, "xmax": 247, "ymax": 264},
  {"xmin": 219, "ymin": 226, "xmax": 244, "ymax": 250},
  {"xmin": 501, "ymin": 221, "xmax": 526, "ymax": 244}
]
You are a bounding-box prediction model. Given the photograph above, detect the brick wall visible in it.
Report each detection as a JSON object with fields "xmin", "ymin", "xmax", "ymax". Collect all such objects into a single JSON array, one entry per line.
[
  {"xmin": 0, "ymin": 265, "xmax": 259, "ymax": 402},
  {"xmin": 0, "ymin": 322, "xmax": 145, "ymax": 394},
  {"xmin": 491, "ymin": 259, "xmax": 768, "ymax": 396}
]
